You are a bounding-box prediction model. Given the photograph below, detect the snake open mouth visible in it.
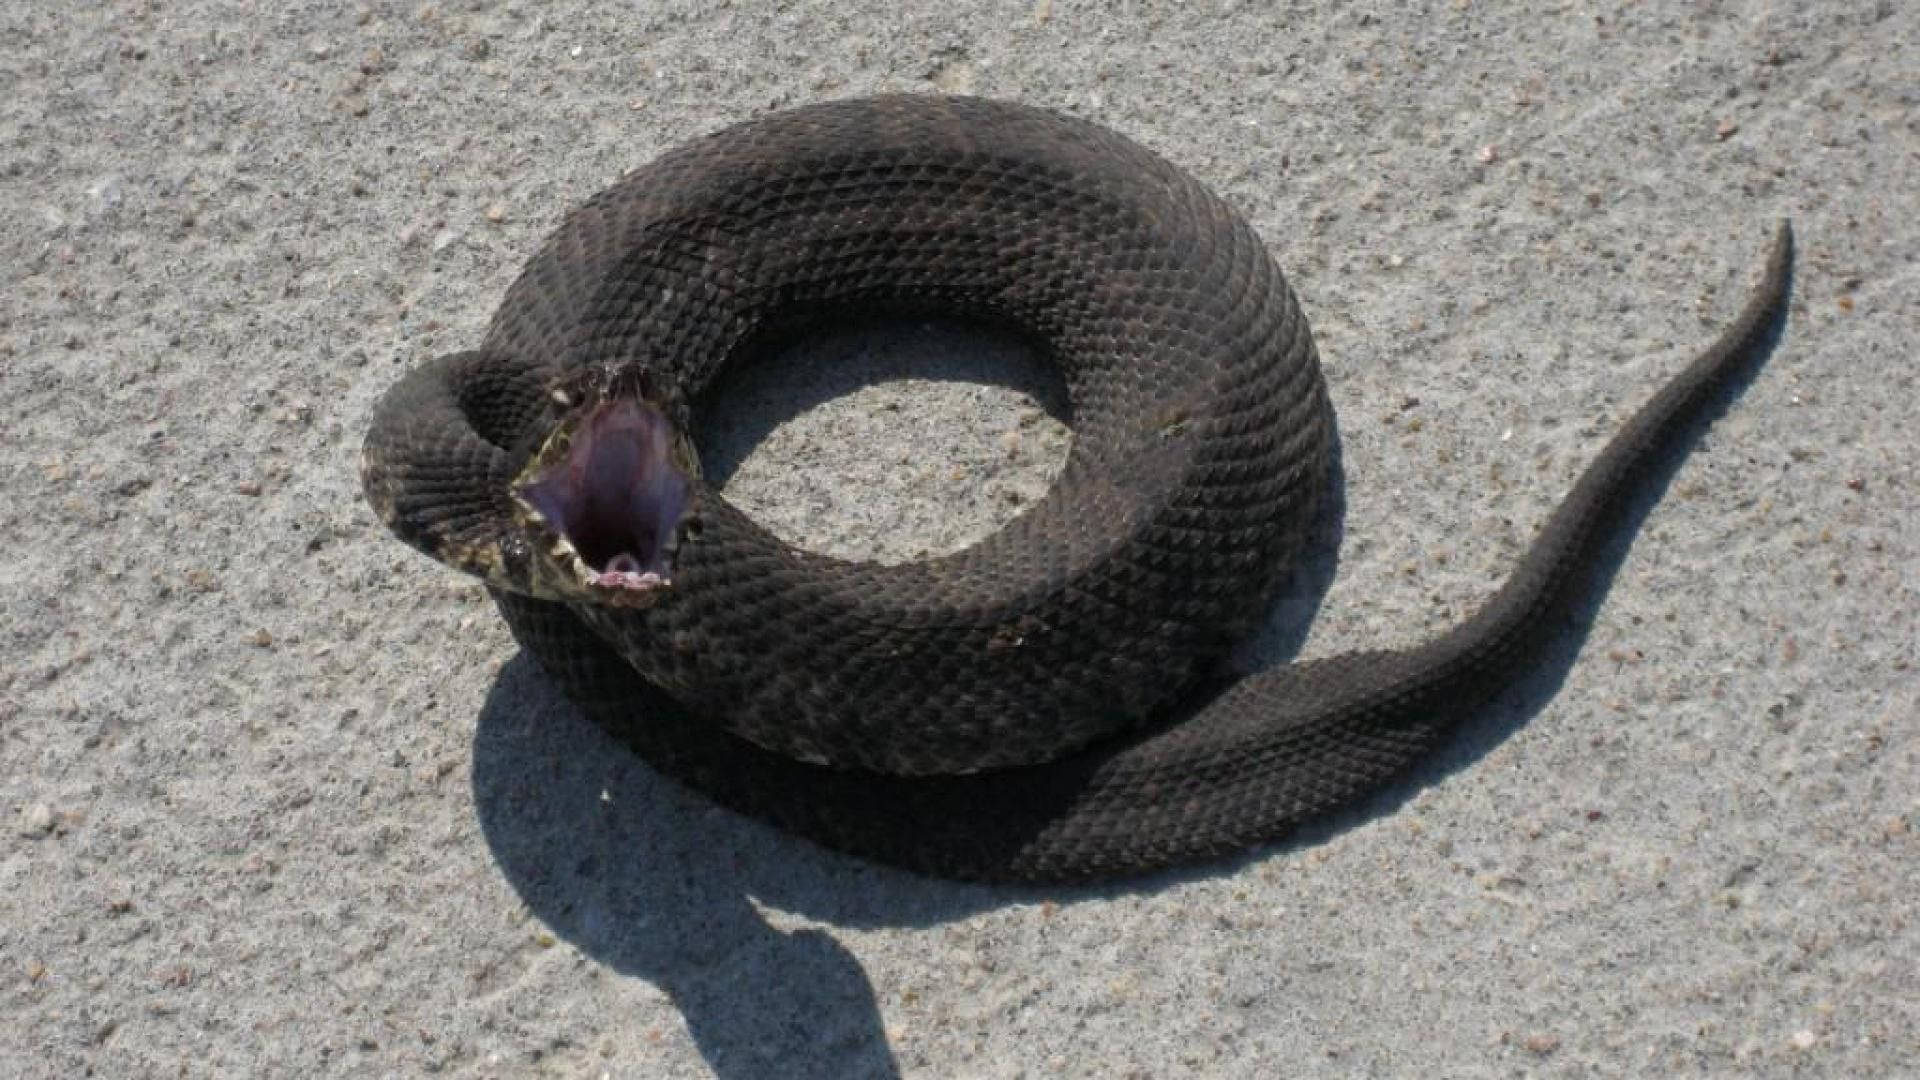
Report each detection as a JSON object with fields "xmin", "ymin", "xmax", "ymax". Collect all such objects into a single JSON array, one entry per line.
[{"xmin": 514, "ymin": 397, "xmax": 690, "ymax": 597}]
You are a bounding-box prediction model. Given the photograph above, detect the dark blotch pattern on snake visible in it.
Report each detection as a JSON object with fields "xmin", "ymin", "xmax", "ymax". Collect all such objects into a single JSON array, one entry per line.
[{"xmin": 361, "ymin": 95, "xmax": 1792, "ymax": 883}]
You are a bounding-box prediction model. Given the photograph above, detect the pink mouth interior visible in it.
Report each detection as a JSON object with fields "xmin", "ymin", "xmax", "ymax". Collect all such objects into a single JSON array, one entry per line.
[{"xmin": 516, "ymin": 398, "xmax": 689, "ymax": 593}]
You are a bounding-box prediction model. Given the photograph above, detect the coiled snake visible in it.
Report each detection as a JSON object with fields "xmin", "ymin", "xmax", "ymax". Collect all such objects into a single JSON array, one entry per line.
[{"xmin": 361, "ymin": 95, "xmax": 1791, "ymax": 882}]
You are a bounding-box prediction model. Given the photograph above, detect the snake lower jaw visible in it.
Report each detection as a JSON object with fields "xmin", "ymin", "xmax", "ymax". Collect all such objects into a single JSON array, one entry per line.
[{"xmin": 510, "ymin": 395, "xmax": 692, "ymax": 605}]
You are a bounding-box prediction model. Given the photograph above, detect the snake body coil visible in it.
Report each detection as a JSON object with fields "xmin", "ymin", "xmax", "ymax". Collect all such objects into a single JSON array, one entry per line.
[{"xmin": 362, "ymin": 95, "xmax": 1790, "ymax": 882}]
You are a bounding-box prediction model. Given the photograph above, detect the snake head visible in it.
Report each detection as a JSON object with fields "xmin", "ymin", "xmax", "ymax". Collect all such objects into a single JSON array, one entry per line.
[{"xmin": 510, "ymin": 394, "xmax": 696, "ymax": 606}]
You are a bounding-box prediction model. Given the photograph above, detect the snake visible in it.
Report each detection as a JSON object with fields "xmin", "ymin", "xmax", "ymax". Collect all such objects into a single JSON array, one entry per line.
[{"xmin": 360, "ymin": 95, "xmax": 1792, "ymax": 883}]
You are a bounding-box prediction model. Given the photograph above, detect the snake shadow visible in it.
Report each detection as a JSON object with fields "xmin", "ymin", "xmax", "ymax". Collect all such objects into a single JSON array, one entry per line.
[
  {"xmin": 467, "ymin": 319, "xmax": 1104, "ymax": 1080},
  {"xmin": 466, "ymin": 318, "xmax": 1341, "ymax": 1078},
  {"xmin": 470, "ymin": 289, "xmax": 1786, "ymax": 1074}
]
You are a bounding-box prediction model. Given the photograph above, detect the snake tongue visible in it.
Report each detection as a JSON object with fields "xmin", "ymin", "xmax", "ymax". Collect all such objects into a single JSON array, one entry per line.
[{"xmin": 516, "ymin": 397, "xmax": 689, "ymax": 595}]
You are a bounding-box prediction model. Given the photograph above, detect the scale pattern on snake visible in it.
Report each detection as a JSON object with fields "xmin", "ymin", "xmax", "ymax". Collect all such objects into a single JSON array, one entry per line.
[{"xmin": 361, "ymin": 95, "xmax": 1791, "ymax": 883}]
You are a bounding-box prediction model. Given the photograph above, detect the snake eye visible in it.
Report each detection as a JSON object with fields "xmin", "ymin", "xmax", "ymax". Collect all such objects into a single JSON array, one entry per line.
[{"xmin": 514, "ymin": 397, "xmax": 690, "ymax": 595}]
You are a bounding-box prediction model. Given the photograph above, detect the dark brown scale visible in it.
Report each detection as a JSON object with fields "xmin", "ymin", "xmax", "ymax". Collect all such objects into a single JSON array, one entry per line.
[{"xmin": 362, "ymin": 95, "xmax": 1792, "ymax": 882}]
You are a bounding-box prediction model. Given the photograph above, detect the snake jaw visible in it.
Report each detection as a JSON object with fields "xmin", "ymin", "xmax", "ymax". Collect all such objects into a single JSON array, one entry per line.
[{"xmin": 511, "ymin": 395, "xmax": 692, "ymax": 604}]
